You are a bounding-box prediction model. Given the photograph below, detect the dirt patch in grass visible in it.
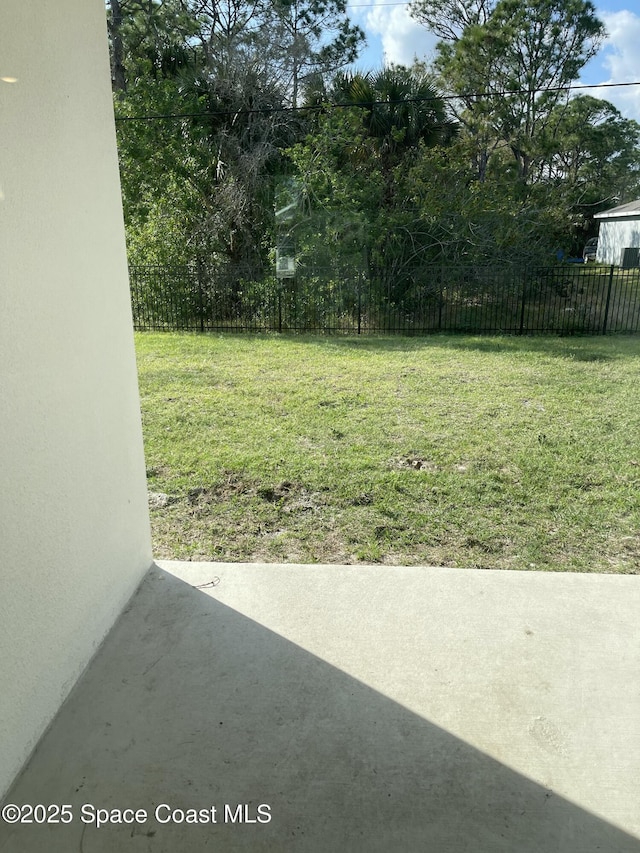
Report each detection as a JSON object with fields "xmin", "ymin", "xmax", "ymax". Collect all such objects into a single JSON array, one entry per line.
[{"xmin": 180, "ymin": 476, "xmax": 327, "ymax": 512}]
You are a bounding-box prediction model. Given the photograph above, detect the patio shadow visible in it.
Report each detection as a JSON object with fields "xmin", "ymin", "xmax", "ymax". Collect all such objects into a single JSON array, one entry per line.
[{"xmin": 1, "ymin": 564, "xmax": 638, "ymax": 852}]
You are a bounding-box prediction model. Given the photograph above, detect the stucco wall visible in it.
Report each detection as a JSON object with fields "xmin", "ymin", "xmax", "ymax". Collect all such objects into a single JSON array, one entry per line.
[
  {"xmin": 0, "ymin": 0, "xmax": 152, "ymax": 797},
  {"xmin": 597, "ymin": 218, "xmax": 640, "ymax": 266}
]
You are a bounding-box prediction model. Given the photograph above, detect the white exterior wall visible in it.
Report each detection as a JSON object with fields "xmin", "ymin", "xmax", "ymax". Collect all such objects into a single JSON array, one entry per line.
[
  {"xmin": 596, "ymin": 217, "xmax": 640, "ymax": 265},
  {"xmin": 0, "ymin": 0, "xmax": 152, "ymax": 797}
]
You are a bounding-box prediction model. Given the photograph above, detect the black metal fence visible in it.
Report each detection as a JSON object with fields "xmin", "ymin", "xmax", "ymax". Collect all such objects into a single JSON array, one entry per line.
[{"xmin": 130, "ymin": 263, "xmax": 640, "ymax": 335}]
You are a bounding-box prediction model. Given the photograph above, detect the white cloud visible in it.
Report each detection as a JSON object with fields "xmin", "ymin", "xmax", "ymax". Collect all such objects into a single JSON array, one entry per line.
[
  {"xmin": 365, "ymin": 3, "xmax": 439, "ymax": 68},
  {"xmin": 588, "ymin": 9, "xmax": 640, "ymax": 120}
]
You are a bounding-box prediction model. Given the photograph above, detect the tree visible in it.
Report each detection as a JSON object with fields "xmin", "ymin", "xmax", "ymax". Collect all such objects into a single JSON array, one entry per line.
[
  {"xmin": 107, "ymin": 0, "xmax": 127, "ymax": 91},
  {"xmin": 540, "ymin": 96, "xmax": 640, "ymax": 200},
  {"xmin": 328, "ymin": 67, "xmax": 457, "ymax": 160},
  {"xmin": 408, "ymin": 0, "xmax": 494, "ymax": 41},
  {"xmin": 268, "ymin": 0, "xmax": 365, "ymax": 107},
  {"xmin": 108, "ymin": 0, "xmax": 366, "ymax": 283},
  {"xmin": 412, "ymin": 0, "xmax": 605, "ymax": 183},
  {"xmin": 109, "ymin": 0, "xmax": 295, "ymax": 279},
  {"xmin": 106, "ymin": 0, "xmax": 198, "ymax": 92}
]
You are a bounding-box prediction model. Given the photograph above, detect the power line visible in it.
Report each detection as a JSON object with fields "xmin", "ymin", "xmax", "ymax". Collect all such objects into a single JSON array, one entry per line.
[{"xmin": 114, "ymin": 79, "xmax": 640, "ymax": 123}]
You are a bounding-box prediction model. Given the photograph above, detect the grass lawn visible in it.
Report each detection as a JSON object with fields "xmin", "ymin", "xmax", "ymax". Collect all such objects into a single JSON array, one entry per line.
[{"xmin": 136, "ymin": 332, "xmax": 640, "ymax": 572}]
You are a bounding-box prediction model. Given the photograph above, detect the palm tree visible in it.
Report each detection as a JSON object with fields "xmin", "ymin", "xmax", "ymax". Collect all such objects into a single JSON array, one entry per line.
[{"xmin": 329, "ymin": 67, "xmax": 457, "ymax": 167}]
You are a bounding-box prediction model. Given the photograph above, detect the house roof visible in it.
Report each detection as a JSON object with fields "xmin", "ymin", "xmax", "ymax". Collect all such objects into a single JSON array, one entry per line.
[{"xmin": 594, "ymin": 199, "xmax": 640, "ymax": 219}]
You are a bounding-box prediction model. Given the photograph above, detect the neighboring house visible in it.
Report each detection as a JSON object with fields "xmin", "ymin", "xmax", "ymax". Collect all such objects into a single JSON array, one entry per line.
[{"xmin": 594, "ymin": 199, "xmax": 640, "ymax": 267}]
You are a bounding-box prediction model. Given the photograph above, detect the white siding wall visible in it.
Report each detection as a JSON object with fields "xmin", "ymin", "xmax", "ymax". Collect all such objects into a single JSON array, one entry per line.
[
  {"xmin": 0, "ymin": 0, "xmax": 152, "ymax": 797},
  {"xmin": 597, "ymin": 218, "xmax": 640, "ymax": 265}
]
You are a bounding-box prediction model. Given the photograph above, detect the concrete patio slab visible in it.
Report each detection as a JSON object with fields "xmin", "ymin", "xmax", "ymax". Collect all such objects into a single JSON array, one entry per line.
[{"xmin": 1, "ymin": 561, "xmax": 639, "ymax": 852}]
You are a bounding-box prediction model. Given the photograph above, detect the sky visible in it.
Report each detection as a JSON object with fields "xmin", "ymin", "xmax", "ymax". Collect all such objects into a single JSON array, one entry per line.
[{"xmin": 345, "ymin": 0, "xmax": 640, "ymax": 121}]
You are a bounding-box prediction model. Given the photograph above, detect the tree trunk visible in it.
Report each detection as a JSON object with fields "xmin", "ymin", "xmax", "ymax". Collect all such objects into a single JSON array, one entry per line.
[{"xmin": 108, "ymin": 0, "xmax": 127, "ymax": 93}]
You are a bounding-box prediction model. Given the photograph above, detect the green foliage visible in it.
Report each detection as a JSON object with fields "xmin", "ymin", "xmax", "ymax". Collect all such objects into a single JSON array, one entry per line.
[
  {"xmin": 289, "ymin": 67, "xmax": 462, "ymax": 296},
  {"xmin": 110, "ymin": 0, "xmax": 640, "ymax": 291},
  {"xmin": 109, "ymin": 0, "xmax": 362, "ymax": 275},
  {"xmin": 328, "ymin": 67, "xmax": 458, "ymax": 158},
  {"xmin": 404, "ymin": 0, "xmax": 640, "ymax": 255},
  {"xmin": 401, "ymin": 146, "xmax": 564, "ymax": 264},
  {"xmin": 288, "ymin": 72, "xmax": 564, "ymax": 281}
]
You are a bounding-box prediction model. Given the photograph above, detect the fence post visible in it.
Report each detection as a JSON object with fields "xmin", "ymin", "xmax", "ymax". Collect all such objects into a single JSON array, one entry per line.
[
  {"xmin": 438, "ymin": 263, "xmax": 444, "ymax": 331},
  {"xmin": 196, "ymin": 263, "xmax": 204, "ymax": 333},
  {"xmin": 278, "ymin": 285, "xmax": 282, "ymax": 333},
  {"xmin": 130, "ymin": 266, "xmax": 138, "ymax": 329},
  {"xmin": 519, "ymin": 268, "xmax": 527, "ymax": 335},
  {"xmin": 602, "ymin": 265, "xmax": 614, "ymax": 334}
]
